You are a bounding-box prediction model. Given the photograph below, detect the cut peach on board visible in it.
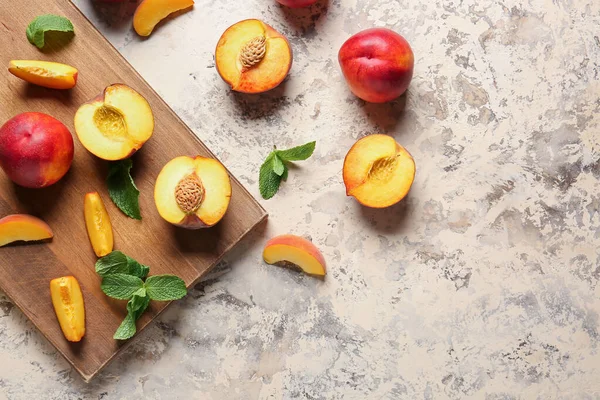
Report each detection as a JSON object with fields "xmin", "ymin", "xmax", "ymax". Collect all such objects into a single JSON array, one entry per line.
[
  {"xmin": 8, "ymin": 60, "xmax": 78, "ymax": 90},
  {"xmin": 133, "ymin": 0, "xmax": 195, "ymax": 37},
  {"xmin": 84, "ymin": 192, "xmax": 114, "ymax": 257},
  {"xmin": 343, "ymin": 134, "xmax": 415, "ymax": 208},
  {"xmin": 154, "ymin": 156, "xmax": 232, "ymax": 229},
  {"xmin": 263, "ymin": 235, "xmax": 326, "ymax": 276},
  {"xmin": 215, "ymin": 19, "xmax": 292, "ymax": 94},
  {"xmin": 50, "ymin": 276, "xmax": 86, "ymax": 342},
  {"xmin": 74, "ymin": 84, "xmax": 154, "ymax": 161},
  {"xmin": 0, "ymin": 214, "xmax": 53, "ymax": 247}
]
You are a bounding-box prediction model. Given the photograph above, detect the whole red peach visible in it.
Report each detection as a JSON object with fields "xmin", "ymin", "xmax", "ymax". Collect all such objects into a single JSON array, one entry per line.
[
  {"xmin": 0, "ymin": 112, "xmax": 74, "ymax": 188},
  {"xmin": 338, "ymin": 28, "xmax": 414, "ymax": 103},
  {"xmin": 276, "ymin": 0, "xmax": 318, "ymax": 7}
]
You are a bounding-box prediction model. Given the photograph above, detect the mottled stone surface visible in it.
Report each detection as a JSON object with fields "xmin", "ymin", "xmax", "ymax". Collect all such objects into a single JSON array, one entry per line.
[{"xmin": 2, "ymin": 0, "xmax": 600, "ymax": 398}]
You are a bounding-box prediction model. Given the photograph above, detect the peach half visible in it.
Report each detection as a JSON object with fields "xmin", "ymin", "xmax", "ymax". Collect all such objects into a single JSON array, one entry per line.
[
  {"xmin": 74, "ymin": 84, "xmax": 154, "ymax": 161},
  {"xmin": 8, "ymin": 60, "xmax": 78, "ymax": 90},
  {"xmin": 216, "ymin": 19, "xmax": 292, "ymax": 93},
  {"xmin": 133, "ymin": 0, "xmax": 195, "ymax": 37},
  {"xmin": 0, "ymin": 214, "xmax": 53, "ymax": 247},
  {"xmin": 154, "ymin": 156, "xmax": 232, "ymax": 229},
  {"xmin": 343, "ymin": 134, "xmax": 415, "ymax": 208},
  {"xmin": 263, "ymin": 235, "xmax": 326, "ymax": 276}
]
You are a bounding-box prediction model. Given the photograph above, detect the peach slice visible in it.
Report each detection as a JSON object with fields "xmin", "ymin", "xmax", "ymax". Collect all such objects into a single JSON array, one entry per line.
[
  {"xmin": 50, "ymin": 276, "xmax": 86, "ymax": 342},
  {"xmin": 154, "ymin": 156, "xmax": 232, "ymax": 229},
  {"xmin": 343, "ymin": 134, "xmax": 415, "ymax": 208},
  {"xmin": 74, "ymin": 84, "xmax": 154, "ymax": 161},
  {"xmin": 84, "ymin": 192, "xmax": 114, "ymax": 257},
  {"xmin": 263, "ymin": 235, "xmax": 326, "ymax": 276},
  {"xmin": 133, "ymin": 0, "xmax": 195, "ymax": 37},
  {"xmin": 8, "ymin": 60, "xmax": 78, "ymax": 90},
  {"xmin": 215, "ymin": 19, "xmax": 293, "ymax": 94},
  {"xmin": 0, "ymin": 214, "xmax": 53, "ymax": 247}
]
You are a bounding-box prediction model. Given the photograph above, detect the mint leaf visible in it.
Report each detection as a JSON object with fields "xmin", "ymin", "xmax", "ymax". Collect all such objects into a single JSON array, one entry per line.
[
  {"xmin": 107, "ymin": 159, "xmax": 141, "ymax": 220},
  {"xmin": 275, "ymin": 141, "xmax": 316, "ymax": 161},
  {"xmin": 101, "ymin": 274, "xmax": 144, "ymax": 300},
  {"xmin": 145, "ymin": 275, "xmax": 187, "ymax": 301},
  {"xmin": 272, "ymin": 154, "xmax": 286, "ymax": 176},
  {"xmin": 95, "ymin": 251, "xmax": 129, "ymax": 276},
  {"xmin": 126, "ymin": 256, "xmax": 150, "ymax": 279},
  {"xmin": 113, "ymin": 312, "xmax": 136, "ymax": 340},
  {"xmin": 26, "ymin": 15, "xmax": 74, "ymax": 49},
  {"xmin": 128, "ymin": 288, "xmax": 150, "ymax": 321},
  {"xmin": 258, "ymin": 142, "xmax": 316, "ymax": 199},
  {"xmin": 259, "ymin": 153, "xmax": 282, "ymax": 200}
]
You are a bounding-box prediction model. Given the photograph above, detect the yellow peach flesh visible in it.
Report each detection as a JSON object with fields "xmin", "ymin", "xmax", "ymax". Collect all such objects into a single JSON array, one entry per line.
[
  {"xmin": 8, "ymin": 60, "xmax": 78, "ymax": 89},
  {"xmin": 154, "ymin": 156, "xmax": 232, "ymax": 228},
  {"xmin": 263, "ymin": 235, "xmax": 326, "ymax": 276},
  {"xmin": 343, "ymin": 134, "xmax": 415, "ymax": 208},
  {"xmin": 133, "ymin": 0, "xmax": 195, "ymax": 37},
  {"xmin": 0, "ymin": 214, "xmax": 53, "ymax": 247},
  {"xmin": 216, "ymin": 19, "xmax": 292, "ymax": 93},
  {"xmin": 50, "ymin": 276, "xmax": 86, "ymax": 342},
  {"xmin": 74, "ymin": 84, "xmax": 154, "ymax": 161}
]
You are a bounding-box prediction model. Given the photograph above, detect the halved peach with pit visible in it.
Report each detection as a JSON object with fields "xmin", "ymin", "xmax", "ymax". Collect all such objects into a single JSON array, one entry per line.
[
  {"xmin": 8, "ymin": 60, "xmax": 78, "ymax": 89},
  {"xmin": 154, "ymin": 156, "xmax": 232, "ymax": 229},
  {"xmin": 0, "ymin": 214, "xmax": 53, "ymax": 247},
  {"xmin": 215, "ymin": 19, "xmax": 292, "ymax": 93},
  {"xmin": 74, "ymin": 84, "xmax": 154, "ymax": 161},
  {"xmin": 263, "ymin": 235, "xmax": 326, "ymax": 276},
  {"xmin": 133, "ymin": 0, "xmax": 195, "ymax": 37},
  {"xmin": 343, "ymin": 134, "xmax": 415, "ymax": 208}
]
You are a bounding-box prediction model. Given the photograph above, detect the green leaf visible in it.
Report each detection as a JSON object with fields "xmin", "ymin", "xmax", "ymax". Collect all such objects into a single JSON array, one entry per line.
[
  {"xmin": 95, "ymin": 251, "xmax": 129, "ymax": 276},
  {"xmin": 26, "ymin": 15, "xmax": 74, "ymax": 49},
  {"xmin": 145, "ymin": 275, "xmax": 187, "ymax": 301},
  {"xmin": 128, "ymin": 288, "xmax": 150, "ymax": 321},
  {"xmin": 259, "ymin": 153, "xmax": 282, "ymax": 200},
  {"xmin": 126, "ymin": 256, "xmax": 150, "ymax": 279},
  {"xmin": 101, "ymin": 274, "xmax": 144, "ymax": 300},
  {"xmin": 275, "ymin": 141, "xmax": 316, "ymax": 162},
  {"xmin": 107, "ymin": 159, "xmax": 141, "ymax": 220},
  {"xmin": 113, "ymin": 312, "xmax": 136, "ymax": 340},
  {"xmin": 272, "ymin": 154, "xmax": 285, "ymax": 176}
]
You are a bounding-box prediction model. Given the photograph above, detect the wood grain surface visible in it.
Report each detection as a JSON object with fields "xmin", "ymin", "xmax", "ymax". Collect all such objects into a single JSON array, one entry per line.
[{"xmin": 0, "ymin": 0, "xmax": 266, "ymax": 382}]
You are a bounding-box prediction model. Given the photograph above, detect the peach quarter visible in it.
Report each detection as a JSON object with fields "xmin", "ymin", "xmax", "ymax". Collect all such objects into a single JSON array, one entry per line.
[
  {"xmin": 215, "ymin": 19, "xmax": 292, "ymax": 94},
  {"xmin": 74, "ymin": 84, "xmax": 154, "ymax": 161},
  {"xmin": 154, "ymin": 156, "xmax": 232, "ymax": 229},
  {"xmin": 50, "ymin": 276, "xmax": 86, "ymax": 342},
  {"xmin": 0, "ymin": 214, "xmax": 53, "ymax": 247},
  {"xmin": 8, "ymin": 60, "xmax": 78, "ymax": 90},
  {"xmin": 133, "ymin": 0, "xmax": 195, "ymax": 37},
  {"xmin": 343, "ymin": 134, "xmax": 415, "ymax": 208},
  {"xmin": 84, "ymin": 192, "xmax": 114, "ymax": 257},
  {"xmin": 263, "ymin": 235, "xmax": 326, "ymax": 276}
]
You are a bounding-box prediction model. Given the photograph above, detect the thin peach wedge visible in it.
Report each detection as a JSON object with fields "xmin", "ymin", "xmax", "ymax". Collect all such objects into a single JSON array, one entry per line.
[
  {"xmin": 84, "ymin": 192, "xmax": 114, "ymax": 257},
  {"xmin": 0, "ymin": 214, "xmax": 53, "ymax": 247},
  {"xmin": 74, "ymin": 84, "xmax": 154, "ymax": 161},
  {"xmin": 50, "ymin": 276, "xmax": 86, "ymax": 342},
  {"xmin": 263, "ymin": 235, "xmax": 326, "ymax": 276},
  {"xmin": 216, "ymin": 19, "xmax": 292, "ymax": 94},
  {"xmin": 343, "ymin": 134, "xmax": 415, "ymax": 208},
  {"xmin": 8, "ymin": 60, "xmax": 78, "ymax": 89},
  {"xmin": 133, "ymin": 0, "xmax": 194, "ymax": 37},
  {"xmin": 154, "ymin": 156, "xmax": 232, "ymax": 229}
]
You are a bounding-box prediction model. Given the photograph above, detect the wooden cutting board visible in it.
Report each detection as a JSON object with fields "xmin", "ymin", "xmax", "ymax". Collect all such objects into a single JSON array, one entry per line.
[{"xmin": 0, "ymin": 0, "xmax": 267, "ymax": 382}]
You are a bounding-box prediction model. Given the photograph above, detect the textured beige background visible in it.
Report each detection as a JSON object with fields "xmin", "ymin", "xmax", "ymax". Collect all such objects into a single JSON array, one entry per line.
[{"xmin": 1, "ymin": 0, "xmax": 600, "ymax": 398}]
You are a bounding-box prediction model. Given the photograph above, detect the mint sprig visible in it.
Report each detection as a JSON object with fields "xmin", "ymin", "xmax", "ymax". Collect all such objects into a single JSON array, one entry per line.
[
  {"xmin": 259, "ymin": 141, "xmax": 316, "ymax": 199},
  {"xmin": 26, "ymin": 15, "xmax": 74, "ymax": 49},
  {"xmin": 96, "ymin": 251, "xmax": 187, "ymax": 340},
  {"xmin": 107, "ymin": 159, "xmax": 142, "ymax": 220}
]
